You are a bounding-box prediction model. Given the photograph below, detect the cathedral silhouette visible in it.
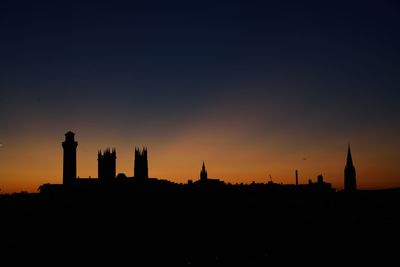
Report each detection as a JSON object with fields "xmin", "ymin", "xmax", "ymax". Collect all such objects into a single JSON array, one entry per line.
[
  {"xmin": 134, "ymin": 147, "xmax": 148, "ymax": 179},
  {"xmin": 62, "ymin": 131, "xmax": 150, "ymax": 184},
  {"xmin": 98, "ymin": 148, "xmax": 116, "ymax": 182}
]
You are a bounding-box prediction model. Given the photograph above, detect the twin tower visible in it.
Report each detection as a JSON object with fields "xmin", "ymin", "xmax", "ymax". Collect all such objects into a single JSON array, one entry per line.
[{"xmin": 63, "ymin": 131, "xmax": 148, "ymax": 185}]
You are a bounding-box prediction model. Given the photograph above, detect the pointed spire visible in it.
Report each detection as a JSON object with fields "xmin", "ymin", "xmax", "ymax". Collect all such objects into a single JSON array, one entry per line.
[
  {"xmin": 200, "ymin": 161, "xmax": 208, "ymax": 180},
  {"xmin": 347, "ymin": 144, "xmax": 353, "ymax": 166},
  {"xmin": 201, "ymin": 161, "xmax": 207, "ymax": 174}
]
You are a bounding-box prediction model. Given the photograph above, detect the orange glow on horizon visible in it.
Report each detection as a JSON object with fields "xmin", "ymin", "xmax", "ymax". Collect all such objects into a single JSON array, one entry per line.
[{"xmin": 0, "ymin": 126, "xmax": 399, "ymax": 194}]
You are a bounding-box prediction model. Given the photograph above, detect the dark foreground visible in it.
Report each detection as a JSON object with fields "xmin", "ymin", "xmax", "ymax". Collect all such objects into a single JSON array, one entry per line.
[{"xmin": 1, "ymin": 188, "xmax": 399, "ymax": 265}]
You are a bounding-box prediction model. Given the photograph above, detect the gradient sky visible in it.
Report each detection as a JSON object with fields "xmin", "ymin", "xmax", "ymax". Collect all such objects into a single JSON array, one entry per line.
[{"xmin": 1, "ymin": 0, "xmax": 400, "ymax": 193}]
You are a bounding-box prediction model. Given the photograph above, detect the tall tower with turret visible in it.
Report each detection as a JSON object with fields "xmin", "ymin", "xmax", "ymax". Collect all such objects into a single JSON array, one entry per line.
[
  {"xmin": 344, "ymin": 144, "xmax": 357, "ymax": 192},
  {"xmin": 62, "ymin": 131, "xmax": 78, "ymax": 185},
  {"xmin": 200, "ymin": 161, "xmax": 208, "ymax": 181},
  {"xmin": 134, "ymin": 147, "xmax": 148, "ymax": 179}
]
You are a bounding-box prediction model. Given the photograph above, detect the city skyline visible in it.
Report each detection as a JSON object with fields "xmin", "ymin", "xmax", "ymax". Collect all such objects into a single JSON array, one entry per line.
[
  {"xmin": 1, "ymin": 1, "xmax": 400, "ymax": 193},
  {"xmin": 2, "ymin": 132, "xmax": 396, "ymax": 266},
  {"xmin": 1, "ymin": 2, "xmax": 399, "ymax": 265},
  {"xmin": 0, "ymin": 127, "xmax": 399, "ymax": 193},
  {"xmin": 1, "ymin": 130, "xmax": 382, "ymax": 194},
  {"xmin": 58, "ymin": 130, "xmax": 334, "ymax": 189}
]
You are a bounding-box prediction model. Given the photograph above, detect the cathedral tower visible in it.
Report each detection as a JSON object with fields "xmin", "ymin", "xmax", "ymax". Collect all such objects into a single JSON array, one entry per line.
[
  {"xmin": 98, "ymin": 148, "xmax": 116, "ymax": 182},
  {"xmin": 62, "ymin": 131, "xmax": 78, "ymax": 185},
  {"xmin": 344, "ymin": 144, "xmax": 357, "ymax": 192},
  {"xmin": 134, "ymin": 147, "xmax": 148, "ymax": 179}
]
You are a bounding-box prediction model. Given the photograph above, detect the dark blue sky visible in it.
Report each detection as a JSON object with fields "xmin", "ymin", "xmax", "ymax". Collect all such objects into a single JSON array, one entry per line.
[{"xmin": 1, "ymin": 0, "xmax": 400, "ymax": 191}]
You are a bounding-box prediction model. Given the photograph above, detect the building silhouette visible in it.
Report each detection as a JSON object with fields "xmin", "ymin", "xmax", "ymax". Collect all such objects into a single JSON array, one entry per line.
[
  {"xmin": 62, "ymin": 131, "xmax": 78, "ymax": 185},
  {"xmin": 134, "ymin": 147, "xmax": 148, "ymax": 179},
  {"xmin": 59, "ymin": 132, "xmax": 153, "ymax": 186},
  {"xmin": 308, "ymin": 174, "xmax": 333, "ymax": 191},
  {"xmin": 98, "ymin": 148, "xmax": 116, "ymax": 182},
  {"xmin": 191, "ymin": 161, "xmax": 223, "ymax": 188},
  {"xmin": 344, "ymin": 145, "xmax": 357, "ymax": 192},
  {"xmin": 200, "ymin": 161, "xmax": 208, "ymax": 181},
  {"xmin": 53, "ymin": 131, "xmax": 338, "ymax": 195}
]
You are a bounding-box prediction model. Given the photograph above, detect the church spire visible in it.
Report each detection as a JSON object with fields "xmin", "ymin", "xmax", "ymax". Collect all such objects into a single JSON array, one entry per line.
[
  {"xmin": 200, "ymin": 161, "xmax": 208, "ymax": 181},
  {"xmin": 344, "ymin": 144, "xmax": 357, "ymax": 192},
  {"xmin": 346, "ymin": 144, "xmax": 353, "ymax": 167}
]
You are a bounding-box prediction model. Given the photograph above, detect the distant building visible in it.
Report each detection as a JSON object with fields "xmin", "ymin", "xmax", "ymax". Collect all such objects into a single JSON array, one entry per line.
[
  {"xmin": 45, "ymin": 131, "xmax": 339, "ymax": 195},
  {"xmin": 134, "ymin": 147, "xmax": 148, "ymax": 179},
  {"xmin": 193, "ymin": 161, "xmax": 223, "ymax": 187},
  {"xmin": 306, "ymin": 174, "xmax": 334, "ymax": 192},
  {"xmin": 344, "ymin": 145, "xmax": 357, "ymax": 192},
  {"xmin": 200, "ymin": 161, "xmax": 208, "ymax": 181},
  {"xmin": 60, "ymin": 131, "xmax": 152, "ymax": 186},
  {"xmin": 98, "ymin": 148, "xmax": 116, "ymax": 182},
  {"xmin": 62, "ymin": 131, "xmax": 78, "ymax": 185}
]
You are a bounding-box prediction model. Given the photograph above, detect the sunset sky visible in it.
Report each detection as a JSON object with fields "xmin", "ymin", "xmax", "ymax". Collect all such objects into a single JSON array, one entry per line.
[{"xmin": 1, "ymin": 0, "xmax": 400, "ymax": 193}]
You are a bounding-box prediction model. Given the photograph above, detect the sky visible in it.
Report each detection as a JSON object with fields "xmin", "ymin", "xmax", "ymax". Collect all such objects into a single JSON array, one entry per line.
[{"xmin": 1, "ymin": 0, "xmax": 400, "ymax": 193}]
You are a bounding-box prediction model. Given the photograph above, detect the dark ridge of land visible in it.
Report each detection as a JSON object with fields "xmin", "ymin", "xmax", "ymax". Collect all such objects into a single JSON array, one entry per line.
[{"xmin": 0, "ymin": 188, "xmax": 399, "ymax": 265}]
